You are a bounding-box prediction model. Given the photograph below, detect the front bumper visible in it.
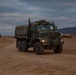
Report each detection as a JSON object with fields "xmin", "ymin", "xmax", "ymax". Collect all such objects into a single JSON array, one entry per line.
[
  {"xmin": 52, "ymin": 40, "xmax": 64, "ymax": 46},
  {"xmin": 40, "ymin": 39, "xmax": 64, "ymax": 46},
  {"xmin": 41, "ymin": 42, "xmax": 49, "ymax": 46}
]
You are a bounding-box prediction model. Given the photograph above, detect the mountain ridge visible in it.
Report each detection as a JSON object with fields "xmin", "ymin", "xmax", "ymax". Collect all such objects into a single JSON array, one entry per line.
[{"xmin": 57, "ymin": 27, "xmax": 76, "ymax": 34}]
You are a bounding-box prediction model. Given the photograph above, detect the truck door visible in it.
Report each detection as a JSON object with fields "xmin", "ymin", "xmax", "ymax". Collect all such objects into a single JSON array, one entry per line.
[{"xmin": 31, "ymin": 26, "xmax": 37, "ymax": 39}]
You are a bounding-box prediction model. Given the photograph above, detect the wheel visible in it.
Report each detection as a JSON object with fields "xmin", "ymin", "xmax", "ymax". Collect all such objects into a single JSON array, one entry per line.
[
  {"xmin": 18, "ymin": 41, "xmax": 22, "ymax": 51},
  {"xmin": 22, "ymin": 41, "xmax": 28, "ymax": 52},
  {"xmin": 34, "ymin": 42, "xmax": 44, "ymax": 55},
  {"xmin": 53, "ymin": 44, "xmax": 63, "ymax": 53},
  {"xmin": 16, "ymin": 39, "xmax": 18, "ymax": 47}
]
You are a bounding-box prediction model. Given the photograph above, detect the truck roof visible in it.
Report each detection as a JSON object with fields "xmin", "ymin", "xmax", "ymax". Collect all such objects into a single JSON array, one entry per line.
[{"xmin": 30, "ymin": 20, "xmax": 55, "ymax": 26}]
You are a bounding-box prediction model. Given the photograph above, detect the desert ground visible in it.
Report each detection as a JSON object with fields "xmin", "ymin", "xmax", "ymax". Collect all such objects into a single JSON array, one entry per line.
[{"xmin": 0, "ymin": 36, "xmax": 76, "ymax": 75}]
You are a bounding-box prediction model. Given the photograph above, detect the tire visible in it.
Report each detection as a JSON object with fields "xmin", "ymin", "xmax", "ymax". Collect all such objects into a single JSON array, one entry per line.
[
  {"xmin": 22, "ymin": 41, "xmax": 28, "ymax": 52},
  {"xmin": 16, "ymin": 39, "xmax": 18, "ymax": 47},
  {"xmin": 53, "ymin": 44, "xmax": 63, "ymax": 53},
  {"xmin": 34, "ymin": 42, "xmax": 44, "ymax": 55},
  {"xmin": 18, "ymin": 41, "xmax": 22, "ymax": 51}
]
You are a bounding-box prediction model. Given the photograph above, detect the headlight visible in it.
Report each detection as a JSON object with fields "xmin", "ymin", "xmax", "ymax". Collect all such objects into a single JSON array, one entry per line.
[
  {"xmin": 42, "ymin": 40, "xmax": 45, "ymax": 42},
  {"xmin": 61, "ymin": 39, "xmax": 63, "ymax": 41}
]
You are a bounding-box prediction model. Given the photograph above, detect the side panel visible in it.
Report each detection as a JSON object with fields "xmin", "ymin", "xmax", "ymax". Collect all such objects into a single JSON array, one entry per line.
[{"xmin": 15, "ymin": 25, "xmax": 28, "ymax": 39}]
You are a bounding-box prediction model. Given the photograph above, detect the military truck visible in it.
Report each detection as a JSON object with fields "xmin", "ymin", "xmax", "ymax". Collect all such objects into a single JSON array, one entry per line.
[{"xmin": 15, "ymin": 19, "xmax": 64, "ymax": 55}]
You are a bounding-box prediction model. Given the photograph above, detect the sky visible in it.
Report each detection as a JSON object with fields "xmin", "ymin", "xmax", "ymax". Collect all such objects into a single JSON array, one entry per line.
[{"xmin": 0, "ymin": 0, "xmax": 76, "ymax": 36}]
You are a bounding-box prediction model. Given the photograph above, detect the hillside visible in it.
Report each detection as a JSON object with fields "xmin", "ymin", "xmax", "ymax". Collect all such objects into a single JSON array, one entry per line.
[{"xmin": 57, "ymin": 27, "xmax": 76, "ymax": 34}]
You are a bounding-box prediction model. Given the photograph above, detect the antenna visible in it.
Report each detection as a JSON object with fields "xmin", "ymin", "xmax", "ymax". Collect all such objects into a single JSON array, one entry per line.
[
  {"xmin": 28, "ymin": 18, "xmax": 30, "ymax": 25},
  {"xmin": 28, "ymin": 18, "xmax": 31, "ymax": 41}
]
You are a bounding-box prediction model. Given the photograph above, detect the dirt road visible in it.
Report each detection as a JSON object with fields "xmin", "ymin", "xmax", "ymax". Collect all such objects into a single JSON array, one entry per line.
[{"xmin": 0, "ymin": 38, "xmax": 76, "ymax": 75}]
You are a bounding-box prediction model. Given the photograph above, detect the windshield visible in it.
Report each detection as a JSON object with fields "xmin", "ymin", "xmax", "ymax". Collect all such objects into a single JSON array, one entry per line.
[{"xmin": 37, "ymin": 25, "xmax": 53, "ymax": 30}]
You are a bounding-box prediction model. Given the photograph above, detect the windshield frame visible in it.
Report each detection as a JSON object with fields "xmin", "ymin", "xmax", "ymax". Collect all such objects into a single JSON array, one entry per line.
[{"xmin": 37, "ymin": 24, "xmax": 54, "ymax": 31}]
